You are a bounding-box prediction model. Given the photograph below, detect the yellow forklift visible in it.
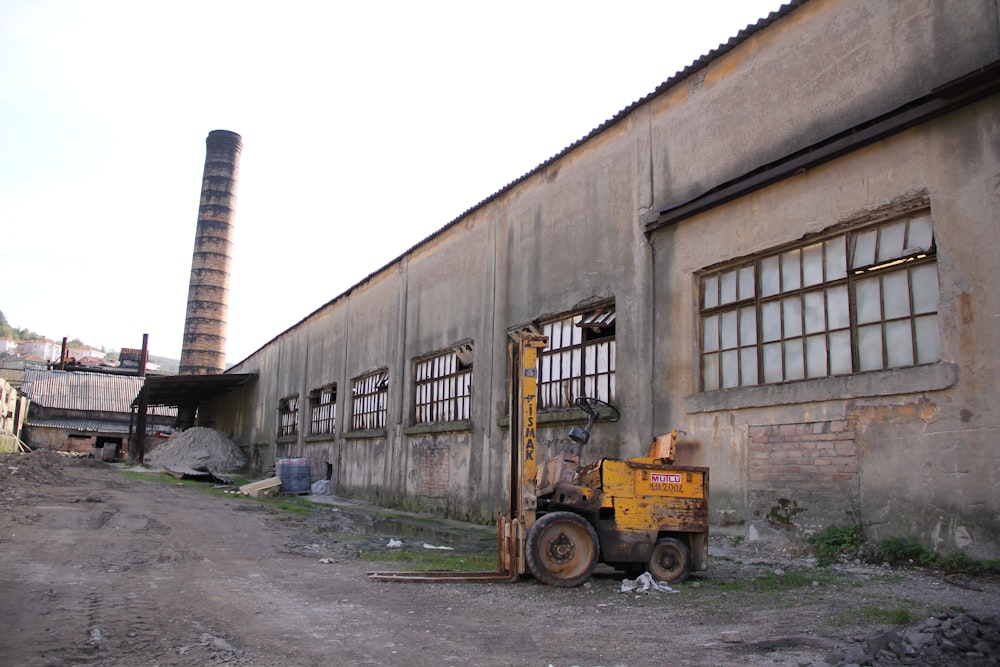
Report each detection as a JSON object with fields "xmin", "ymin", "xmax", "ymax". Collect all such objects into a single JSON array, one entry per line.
[{"xmin": 370, "ymin": 331, "xmax": 709, "ymax": 587}]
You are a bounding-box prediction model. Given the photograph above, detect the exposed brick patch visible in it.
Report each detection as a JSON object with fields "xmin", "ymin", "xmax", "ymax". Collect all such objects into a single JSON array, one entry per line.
[
  {"xmin": 413, "ymin": 440, "xmax": 449, "ymax": 498},
  {"xmin": 747, "ymin": 421, "xmax": 858, "ymax": 491}
]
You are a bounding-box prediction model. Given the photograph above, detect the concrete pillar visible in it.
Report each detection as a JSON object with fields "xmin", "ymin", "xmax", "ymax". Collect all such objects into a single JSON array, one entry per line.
[{"xmin": 179, "ymin": 129, "xmax": 242, "ymax": 375}]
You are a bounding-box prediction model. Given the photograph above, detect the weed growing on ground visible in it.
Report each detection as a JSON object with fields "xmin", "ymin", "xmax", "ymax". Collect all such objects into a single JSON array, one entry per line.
[{"xmin": 834, "ymin": 605, "xmax": 915, "ymax": 626}]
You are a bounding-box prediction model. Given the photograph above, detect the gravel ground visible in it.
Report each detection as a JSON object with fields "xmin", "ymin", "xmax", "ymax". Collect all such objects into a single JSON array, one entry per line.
[{"xmin": 1, "ymin": 450, "xmax": 997, "ymax": 666}]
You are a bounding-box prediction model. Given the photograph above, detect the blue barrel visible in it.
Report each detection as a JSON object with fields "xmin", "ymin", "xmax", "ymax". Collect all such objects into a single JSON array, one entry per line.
[{"xmin": 276, "ymin": 457, "xmax": 311, "ymax": 494}]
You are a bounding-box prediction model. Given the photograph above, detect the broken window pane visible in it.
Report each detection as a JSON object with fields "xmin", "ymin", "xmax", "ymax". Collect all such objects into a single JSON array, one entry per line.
[
  {"xmin": 853, "ymin": 229, "xmax": 877, "ymax": 269},
  {"xmin": 878, "ymin": 221, "xmax": 907, "ymax": 262},
  {"xmin": 908, "ymin": 214, "xmax": 934, "ymax": 252}
]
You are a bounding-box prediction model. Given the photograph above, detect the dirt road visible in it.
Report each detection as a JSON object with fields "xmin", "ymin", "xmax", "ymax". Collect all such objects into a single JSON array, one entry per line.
[{"xmin": 1, "ymin": 452, "xmax": 997, "ymax": 666}]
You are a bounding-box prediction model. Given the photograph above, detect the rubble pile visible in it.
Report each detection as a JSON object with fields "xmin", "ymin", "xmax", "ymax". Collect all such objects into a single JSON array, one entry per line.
[
  {"xmin": 822, "ymin": 611, "xmax": 1000, "ymax": 666},
  {"xmin": 144, "ymin": 427, "xmax": 247, "ymax": 473},
  {"xmin": 0, "ymin": 449, "xmax": 67, "ymax": 486}
]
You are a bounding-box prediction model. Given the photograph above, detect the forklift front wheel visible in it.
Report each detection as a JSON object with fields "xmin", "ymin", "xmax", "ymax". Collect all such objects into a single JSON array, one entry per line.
[
  {"xmin": 525, "ymin": 512, "xmax": 599, "ymax": 587},
  {"xmin": 648, "ymin": 537, "xmax": 692, "ymax": 583}
]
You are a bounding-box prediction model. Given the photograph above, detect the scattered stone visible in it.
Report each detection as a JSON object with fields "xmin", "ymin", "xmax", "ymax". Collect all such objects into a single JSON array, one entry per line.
[
  {"xmin": 721, "ymin": 630, "xmax": 743, "ymax": 643},
  {"xmin": 824, "ymin": 611, "xmax": 1000, "ymax": 665}
]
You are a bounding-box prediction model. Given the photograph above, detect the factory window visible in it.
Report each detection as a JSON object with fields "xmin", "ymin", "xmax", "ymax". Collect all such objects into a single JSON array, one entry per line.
[
  {"xmin": 538, "ymin": 307, "xmax": 616, "ymax": 411},
  {"xmin": 351, "ymin": 369, "xmax": 388, "ymax": 431},
  {"xmin": 309, "ymin": 384, "xmax": 336, "ymax": 435},
  {"xmin": 278, "ymin": 395, "xmax": 299, "ymax": 437},
  {"xmin": 699, "ymin": 208, "xmax": 939, "ymax": 390},
  {"xmin": 414, "ymin": 343, "xmax": 473, "ymax": 424}
]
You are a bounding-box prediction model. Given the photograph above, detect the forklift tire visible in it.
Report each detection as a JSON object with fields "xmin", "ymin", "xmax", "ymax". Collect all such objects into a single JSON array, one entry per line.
[
  {"xmin": 525, "ymin": 512, "xmax": 600, "ymax": 587},
  {"xmin": 648, "ymin": 537, "xmax": 692, "ymax": 583}
]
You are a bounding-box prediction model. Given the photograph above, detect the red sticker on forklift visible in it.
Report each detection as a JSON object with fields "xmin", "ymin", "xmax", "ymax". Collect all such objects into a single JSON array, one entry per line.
[{"xmin": 651, "ymin": 473, "xmax": 682, "ymax": 484}]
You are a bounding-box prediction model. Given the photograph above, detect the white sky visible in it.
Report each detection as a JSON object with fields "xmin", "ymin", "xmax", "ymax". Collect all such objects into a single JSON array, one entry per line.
[{"xmin": 0, "ymin": 0, "xmax": 784, "ymax": 364}]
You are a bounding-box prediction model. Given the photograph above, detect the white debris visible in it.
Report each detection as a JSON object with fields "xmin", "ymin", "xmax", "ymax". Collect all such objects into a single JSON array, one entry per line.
[
  {"xmin": 311, "ymin": 479, "xmax": 331, "ymax": 495},
  {"xmin": 386, "ymin": 538, "xmax": 402, "ymax": 548},
  {"xmin": 619, "ymin": 572, "xmax": 677, "ymax": 594},
  {"xmin": 422, "ymin": 543, "xmax": 455, "ymax": 551}
]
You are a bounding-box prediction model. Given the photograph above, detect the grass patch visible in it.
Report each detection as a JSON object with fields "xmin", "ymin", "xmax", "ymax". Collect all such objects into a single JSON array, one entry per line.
[
  {"xmin": 360, "ymin": 547, "xmax": 497, "ymax": 572},
  {"xmin": 697, "ymin": 568, "xmax": 844, "ymax": 594}
]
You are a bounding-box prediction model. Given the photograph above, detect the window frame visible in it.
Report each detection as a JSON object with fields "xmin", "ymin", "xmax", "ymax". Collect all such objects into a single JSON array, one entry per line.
[
  {"xmin": 350, "ymin": 369, "xmax": 389, "ymax": 432},
  {"xmin": 699, "ymin": 207, "xmax": 939, "ymax": 391},
  {"xmin": 413, "ymin": 343, "xmax": 473, "ymax": 424},
  {"xmin": 537, "ymin": 306, "xmax": 616, "ymax": 411},
  {"xmin": 278, "ymin": 395, "xmax": 299, "ymax": 437},
  {"xmin": 308, "ymin": 384, "xmax": 337, "ymax": 436}
]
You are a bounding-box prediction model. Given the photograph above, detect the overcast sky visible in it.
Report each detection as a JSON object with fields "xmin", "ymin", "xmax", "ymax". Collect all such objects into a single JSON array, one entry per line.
[{"xmin": 0, "ymin": 0, "xmax": 784, "ymax": 364}]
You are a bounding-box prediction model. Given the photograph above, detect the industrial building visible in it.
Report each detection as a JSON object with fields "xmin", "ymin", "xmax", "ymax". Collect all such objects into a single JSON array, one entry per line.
[{"xmin": 195, "ymin": 0, "xmax": 1000, "ymax": 557}]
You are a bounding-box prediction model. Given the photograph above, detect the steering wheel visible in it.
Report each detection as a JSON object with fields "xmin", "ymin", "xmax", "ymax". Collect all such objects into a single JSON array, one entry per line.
[{"xmin": 574, "ymin": 396, "xmax": 620, "ymax": 423}]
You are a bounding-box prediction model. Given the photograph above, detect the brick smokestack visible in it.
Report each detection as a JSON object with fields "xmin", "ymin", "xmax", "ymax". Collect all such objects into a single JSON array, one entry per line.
[{"xmin": 179, "ymin": 130, "xmax": 242, "ymax": 375}]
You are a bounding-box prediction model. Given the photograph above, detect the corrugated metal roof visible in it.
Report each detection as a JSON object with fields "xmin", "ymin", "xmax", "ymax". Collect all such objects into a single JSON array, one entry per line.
[
  {"xmin": 26, "ymin": 418, "xmax": 133, "ymax": 434},
  {"xmin": 20, "ymin": 369, "xmax": 174, "ymax": 416}
]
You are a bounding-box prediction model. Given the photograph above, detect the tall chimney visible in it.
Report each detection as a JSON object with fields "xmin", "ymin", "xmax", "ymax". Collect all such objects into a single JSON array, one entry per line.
[{"xmin": 179, "ymin": 130, "xmax": 243, "ymax": 375}]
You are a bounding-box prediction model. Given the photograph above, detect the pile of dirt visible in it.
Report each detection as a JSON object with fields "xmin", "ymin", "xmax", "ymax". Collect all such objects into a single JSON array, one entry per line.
[
  {"xmin": 143, "ymin": 427, "xmax": 247, "ymax": 473},
  {"xmin": 822, "ymin": 611, "xmax": 1000, "ymax": 665},
  {"xmin": 0, "ymin": 449, "xmax": 68, "ymax": 486}
]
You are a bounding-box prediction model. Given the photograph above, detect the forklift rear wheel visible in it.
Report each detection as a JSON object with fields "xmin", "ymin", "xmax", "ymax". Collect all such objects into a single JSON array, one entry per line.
[
  {"xmin": 526, "ymin": 512, "xmax": 599, "ymax": 587},
  {"xmin": 648, "ymin": 537, "xmax": 692, "ymax": 583}
]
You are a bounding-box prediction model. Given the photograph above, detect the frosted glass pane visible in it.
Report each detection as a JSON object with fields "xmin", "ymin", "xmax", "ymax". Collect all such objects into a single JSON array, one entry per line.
[
  {"xmin": 886, "ymin": 320, "xmax": 914, "ymax": 367},
  {"xmin": 739, "ymin": 306, "xmax": 757, "ymax": 346},
  {"xmin": 804, "ymin": 290, "xmax": 826, "ymax": 334},
  {"xmin": 720, "ymin": 270, "xmax": 737, "ymax": 305},
  {"xmin": 703, "ymin": 353, "xmax": 719, "ymax": 391},
  {"xmin": 806, "ymin": 334, "xmax": 828, "ymax": 378},
  {"xmin": 912, "ymin": 264, "xmax": 939, "ymax": 314},
  {"xmin": 828, "ymin": 285, "xmax": 850, "ymax": 329},
  {"xmin": 783, "ymin": 297, "xmax": 802, "ymax": 337},
  {"xmin": 763, "ymin": 343, "xmax": 783, "ymax": 383},
  {"xmin": 826, "ymin": 236, "xmax": 847, "ymax": 279},
  {"xmin": 915, "ymin": 314, "xmax": 941, "ymax": 363},
  {"xmin": 722, "ymin": 350, "xmax": 739, "ymax": 388},
  {"xmin": 802, "ymin": 243, "xmax": 824, "ymax": 287},
  {"xmin": 878, "ymin": 221, "xmax": 906, "ymax": 262},
  {"xmin": 781, "ymin": 249, "xmax": 801, "ymax": 292},
  {"xmin": 738, "ymin": 266, "xmax": 755, "ymax": 299},
  {"xmin": 858, "ymin": 324, "xmax": 884, "ymax": 371},
  {"xmin": 830, "ymin": 330, "xmax": 852, "ymax": 375},
  {"xmin": 740, "ymin": 348, "xmax": 758, "ymax": 386},
  {"xmin": 908, "ymin": 214, "xmax": 934, "ymax": 252},
  {"xmin": 856, "ymin": 277, "xmax": 882, "ymax": 324},
  {"xmin": 784, "ymin": 340, "xmax": 804, "ymax": 380},
  {"xmin": 883, "ymin": 271, "xmax": 911, "ymax": 319},
  {"xmin": 761, "ymin": 256, "xmax": 780, "ymax": 296},
  {"xmin": 703, "ymin": 315, "xmax": 719, "ymax": 352},
  {"xmin": 761, "ymin": 301, "xmax": 781, "ymax": 342},
  {"xmin": 703, "ymin": 275, "xmax": 718, "ymax": 309},
  {"xmin": 853, "ymin": 229, "xmax": 877, "ymax": 268},
  {"xmin": 721, "ymin": 310, "xmax": 738, "ymax": 349}
]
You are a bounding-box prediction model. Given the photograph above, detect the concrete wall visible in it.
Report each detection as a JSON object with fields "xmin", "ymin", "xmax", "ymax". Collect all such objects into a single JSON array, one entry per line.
[{"xmin": 209, "ymin": 0, "xmax": 1000, "ymax": 555}]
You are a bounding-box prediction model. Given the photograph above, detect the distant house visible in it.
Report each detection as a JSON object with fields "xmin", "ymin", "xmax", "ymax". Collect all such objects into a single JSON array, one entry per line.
[
  {"xmin": 19, "ymin": 369, "xmax": 176, "ymax": 456},
  {"xmin": 18, "ymin": 340, "xmax": 60, "ymax": 362}
]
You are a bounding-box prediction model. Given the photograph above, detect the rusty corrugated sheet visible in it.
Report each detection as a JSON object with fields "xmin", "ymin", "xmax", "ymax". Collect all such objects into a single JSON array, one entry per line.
[{"xmin": 20, "ymin": 369, "xmax": 173, "ymax": 416}]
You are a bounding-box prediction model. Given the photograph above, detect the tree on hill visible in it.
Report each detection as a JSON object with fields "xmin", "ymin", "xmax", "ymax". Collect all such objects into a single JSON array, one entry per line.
[{"xmin": 0, "ymin": 309, "xmax": 44, "ymax": 342}]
